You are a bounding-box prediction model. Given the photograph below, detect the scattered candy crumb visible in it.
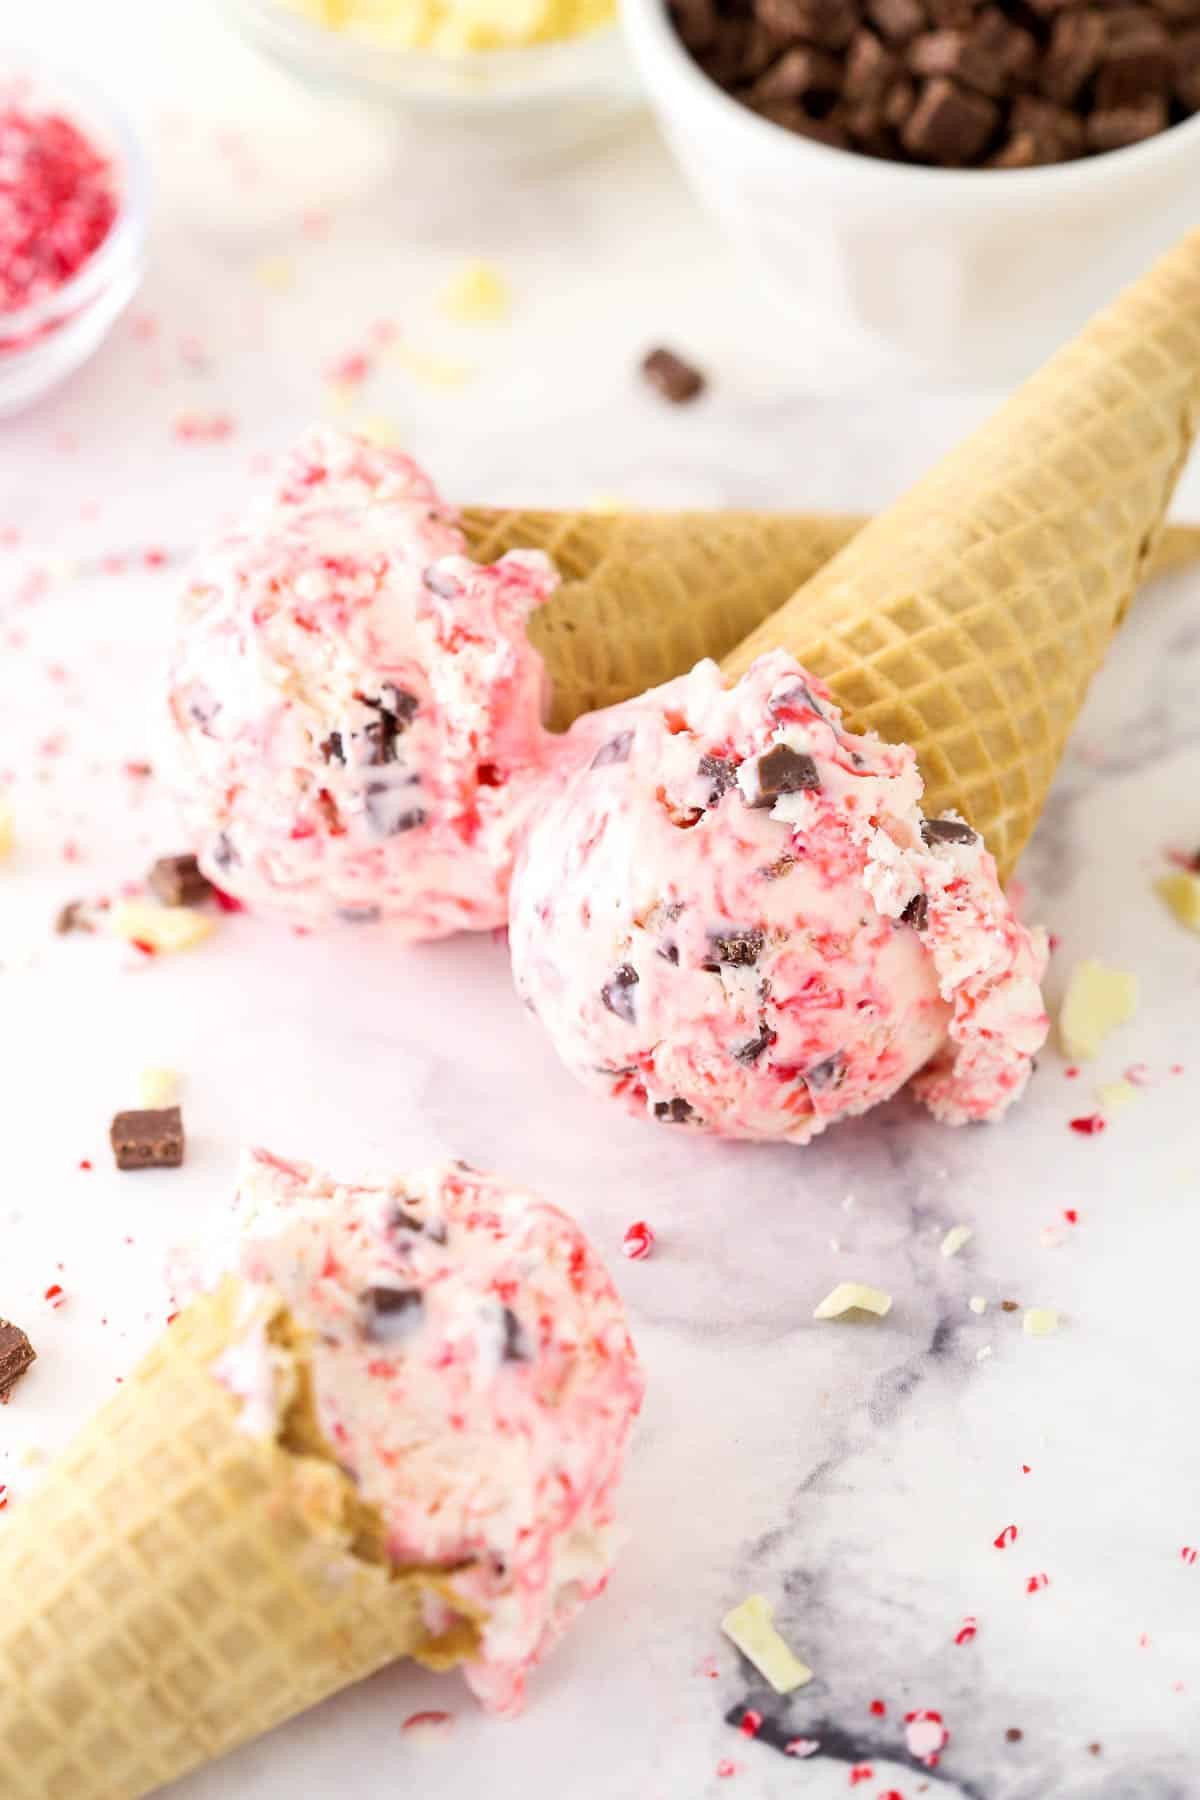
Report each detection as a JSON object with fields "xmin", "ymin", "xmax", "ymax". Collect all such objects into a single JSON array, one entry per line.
[
  {"xmin": 954, "ymin": 1615, "xmax": 978, "ymax": 1644},
  {"xmin": 621, "ymin": 1221, "xmax": 654, "ymax": 1261},
  {"xmin": 1158, "ymin": 871, "xmax": 1200, "ymax": 933},
  {"xmin": 994, "ymin": 1524, "xmax": 1019, "ymax": 1549},
  {"xmin": 109, "ymin": 901, "xmax": 215, "ymax": 954},
  {"xmin": 720, "ymin": 1594, "xmax": 813, "ymax": 1694},
  {"xmin": 1058, "ymin": 960, "xmax": 1138, "ymax": 1060},
  {"xmin": 136, "ymin": 1068, "xmax": 179, "ymax": 1109},
  {"xmin": 968, "ymin": 1295, "xmax": 987, "ymax": 1315},
  {"xmin": 1069, "ymin": 1114, "xmax": 1106, "ymax": 1136},
  {"xmin": 940, "ymin": 1224, "xmax": 972, "ymax": 1258},
  {"xmin": 1026, "ymin": 1572, "xmax": 1051, "ymax": 1593},
  {"xmin": 1023, "ymin": 1308, "xmax": 1061, "ymax": 1338},
  {"xmin": 813, "ymin": 1282, "xmax": 892, "ymax": 1322},
  {"xmin": 440, "ymin": 261, "xmax": 510, "ymax": 324},
  {"xmin": 904, "ymin": 1709, "xmax": 949, "ymax": 1765}
]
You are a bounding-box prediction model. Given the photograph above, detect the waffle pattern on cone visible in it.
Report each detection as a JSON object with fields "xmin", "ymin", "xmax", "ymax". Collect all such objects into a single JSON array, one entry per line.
[
  {"xmin": 462, "ymin": 507, "xmax": 862, "ymax": 730},
  {"xmin": 0, "ymin": 1283, "xmax": 475, "ymax": 1800},
  {"xmin": 722, "ymin": 234, "xmax": 1200, "ymax": 881}
]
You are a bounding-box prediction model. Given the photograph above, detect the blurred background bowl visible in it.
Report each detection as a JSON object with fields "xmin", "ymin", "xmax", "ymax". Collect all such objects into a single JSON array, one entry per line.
[
  {"xmin": 222, "ymin": 0, "xmax": 639, "ymax": 160},
  {"xmin": 622, "ymin": 0, "xmax": 1200, "ymax": 380},
  {"xmin": 0, "ymin": 55, "xmax": 148, "ymax": 417}
]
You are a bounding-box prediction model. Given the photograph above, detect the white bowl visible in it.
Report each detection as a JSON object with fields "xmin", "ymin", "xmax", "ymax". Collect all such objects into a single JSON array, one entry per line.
[
  {"xmin": 0, "ymin": 55, "xmax": 147, "ymax": 417},
  {"xmin": 622, "ymin": 0, "xmax": 1200, "ymax": 379},
  {"xmin": 222, "ymin": 0, "xmax": 639, "ymax": 162}
]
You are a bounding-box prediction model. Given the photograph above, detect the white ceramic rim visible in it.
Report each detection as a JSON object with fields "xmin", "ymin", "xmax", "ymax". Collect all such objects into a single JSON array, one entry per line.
[
  {"xmin": 0, "ymin": 50, "xmax": 149, "ymax": 340},
  {"xmin": 225, "ymin": 0, "xmax": 628, "ymax": 109},
  {"xmin": 622, "ymin": 0, "xmax": 1200, "ymax": 196}
]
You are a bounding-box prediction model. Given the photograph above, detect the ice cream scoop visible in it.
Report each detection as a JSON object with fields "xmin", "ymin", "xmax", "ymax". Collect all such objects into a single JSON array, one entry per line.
[
  {"xmin": 509, "ymin": 234, "xmax": 1200, "ymax": 1145},
  {"xmin": 220, "ymin": 1147, "xmax": 645, "ymax": 1717},
  {"xmin": 0, "ymin": 1149, "xmax": 643, "ymax": 1799}
]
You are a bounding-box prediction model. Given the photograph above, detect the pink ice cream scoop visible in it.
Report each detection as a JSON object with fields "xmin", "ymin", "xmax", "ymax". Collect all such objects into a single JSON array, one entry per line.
[
  {"xmin": 214, "ymin": 1147, "xmax": 645, "ymax": 1716},
  {"xmin": 166, "ymin": 431, "xmax": 564, "ymax": 939},
  {"xmin": 509, "ymin": 653, "xmax": 1048, "ymax": 1145}
]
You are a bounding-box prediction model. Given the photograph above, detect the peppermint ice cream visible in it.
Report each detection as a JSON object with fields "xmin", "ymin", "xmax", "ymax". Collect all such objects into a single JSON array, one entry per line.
[
  {"xmin": 213, "ymin": 1148, "xmax": 644, "ymax": 1715},
  {"xmin": 509, "ymin": 652, "xmax": 1049, "ymax": 1144},
  {"xmin": 166, "ymin": 431, "xmax": 566, "ymax": 939}
]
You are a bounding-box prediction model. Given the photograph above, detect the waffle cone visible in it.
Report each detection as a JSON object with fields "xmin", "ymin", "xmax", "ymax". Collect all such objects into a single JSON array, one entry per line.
[
  {"xmin": 461, "ymin": 508, "xmax": 1200, "ymax": 737},
  {"xmin": 0, "ymin": 1281, "xmax": 477, "ymax": 1800},
  {"xmin": 720, "ymin": 234, "xmax": 1200, "ymax": 881}
]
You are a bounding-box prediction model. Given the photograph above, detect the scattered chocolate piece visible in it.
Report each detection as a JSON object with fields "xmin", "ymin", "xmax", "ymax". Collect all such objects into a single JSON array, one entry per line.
[
  {"xmin": 654, "ymin": 1097, "xmax": 696, "ymax": 1123},
  {"xmin": 601, "ymin": 964, "xmax": 640, "ymax": 1023},
  {"xmin": 592, "ymin": 731, "xmax": 634, "ymax": 769},
  {"xmin": 0, "ymin": 1320, "xmax": 35, "ymax": 1402},
  {"xmin": 1005, "ymin": 1728, "xmax": 1024, "ymax": 1743},
  {"xmin": 110, "ymin": 1106, "xmax": 185, "ymax": 1171},
  {"xmin": 320, "ymin": 730, "xmax": 346, "ymax": 766},
  {"xmin": 1086, "ymin": 93, "xmax": 1167, "ymax": 148},
  {"xmin": 902, "ymin": 76, "xmax": 999, "ymax": 160},
  {"xmin": 867, "ymin": 0, "xmax": 925, "ymax": 42},
  {"xmin": 364, "ymin": 783, "xmax": 427, "ymax": 838},
  {"xmin": 1000, "ymin": 1298, "xmax": 1020, "ymax": 1312},
  {"xmin": 707, "ymin": 927, "xmax": 766, "ymax": 967},
  {"xmin": 734, "ymin": 1024, "xmax": 778, "ymax": 1064},
  {"xmin": 641, "ymin": 347, "xmax": 707, "ymax": 405},
  {"xmin": 337, "ymin": 905, "xmax": 382, "ymax": 923},
  {"xmin": 54, "ymin": 899, "xmax": 93, "ymax": 935},
  {"xmin": 921, "ymin": 815, "xmax": 978, "ymax": 846},
  {"xmin": 804, "ymin": 1050, "xmax": 846, "ymax": 1089},
  {"xmin": 1088, "ymin": 1743, "xmax": 1102, "ymax": 1756},
  {"xmin": 501, "ymin": 1305, "xmax": 532, "ymax": 1362},
  {"xmin": 747, "ymin": 743, "xmax": 821, "ymax": 806},
  {"xmin": 901, "ymin": 891, "xmax": 930, "ymax": 931},
  {"xmin": 212, "ymin": 831, "xmax": 238, "ymax": 869},
  {"xmin": 756, "ymin": 0, "xmax": 858, "ymax": 45},
  {"xmin": 659, "ymin": 940, "xmax": 681, "ymax": 964},
  {"xmin": 698, "ymin": 753, "xmax": 739, "ymax": 804},
  {"xmin": 751, "ymin": 43, "xmax": 844, "ymax": 102},
  {"xmin": 361, "ymin": 1286, "xmax": 424, "ymax": 1343},
  {"xmin": 148, "ymin": 853, "xmax": 214, "ymax": 908},
  {"xmin": 1041, "ymin": 10, "xmax": 1106, "ymax": 103}
]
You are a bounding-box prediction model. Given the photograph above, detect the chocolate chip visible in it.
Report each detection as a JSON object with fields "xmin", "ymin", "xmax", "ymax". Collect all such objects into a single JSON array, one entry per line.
[
  {"xmin": 902, "ymin": 76, "xmax": 999, "ymax": 161},
  {"xmin": 734, "ymin": 1024, "xmax": 778, "ymax": 1064},
  {"xmin": 0, "ymin": 1320, "xmax": 35, "ymax": 1402},
  {"xmin": 361, "ymin": 1286, "xmax": 424, "ymax": 1343},
  {"xmin": 110, "ymin": 1106, "xmax": 185, "ymax": 1171},
  {"xmin": 659, "ymin": 940, "xmax": 680, "ymax": 964},
  {"xmin": 1000, "ymin": 1299, "xmax": 1020, "ymax": 1312},
  {"xmin": 707, "ymin": 927, "xmax": 765, "ymax": 967},
  {"xmin": 1085, "ymin": 92, "xmax": 1167, "ymax": 148},
  {"xmin": 1041, "ymin": 9, "xmax": 1106, "ymax": 102},
  {"xmin": 751, "ymin": 42, "xmax": 844, "ymax": 101},
  {"xmin": 921, "ymin": 815, "xmax": 979, "ymax": 846},
  {"xmin": 364, "ymin": 782, "xmax": 427, "ymax": 838},
  {"xmin": 147, "ymin": 854, "xmax": 214, "ymax": 908},
  {"xmin": 845, "ymin": 27, "xmax": 901, "ymax": 101},
  {"xmin": 698, "ymin": 753, "xmax": 738, "ymax": 804},
  {"xmin": 867, "ymin": 0, "xmax": 926, "ymax": 43},
  {"xmin": 747, "ymin": 743, "xmax": 821, "ymax": 806},
  {"xmin": 337, "ymin": 905, "xmax": 381, "ymax": 924},
  {"xmin": 756, "ymin": 0, "xmax": 858, "ymax": 48},
  {"xmin": 601, "ymin": 964, "xmax": 639, "ymax": 1023},
  {"xmin": 804, "ymin": 1050, "xmax": 846, "ymax": 1089},
  {"xmin": 501, "ymin": 1306, "xmax": 532, "ymax": 1362},
  {"xmin": 654, "ymin": 1097, "xmax": 696, "ymax": 1123},
  {"xmin": 1095, "ymin": 9, "xmax": 1170, "ymax": 108},
  {"xmin": 54, "ymin": 900, "xmax": 92, "ymax": 935},
  {"xmin": 641, "ymin": 347, "xmax": 706, "ymax": 404},
  {"xmin": 591, "ymin": 731, "xmax": 634, "ymax": 769},
  {"xmin": 360, "ymin": 689, "xmax": 417, "ymax": 767},
  {"xmin": 1005, "ymin": 1728, "xmax": 1024, "ymax": 1743},
  {"xmin": 320, "ymin": 730, "xmax": 346, "ymax": 766},
  {"xmin": 901, "ymin": 891, "xmax": 930, "ymax": 930},
  {"xmin": 390, "ymin": 1204, "xmax": 427, "ymax": 1234},
  {"xmin": 212, "ymin": 831, "xmax": 237, "ymax": 869}
]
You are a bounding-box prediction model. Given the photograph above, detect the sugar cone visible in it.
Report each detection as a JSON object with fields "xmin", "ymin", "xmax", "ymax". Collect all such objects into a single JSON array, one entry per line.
[
  {"xmin": 720, "ymin": 233, "xmax": 1200, "ymax": 881},
  {"xmin": 0, "ymin": 1280, "xmax": 477, "ymax": 1800},
  {"xmin": 460, "ymin": 507, "xmax": 1200, "ymax": 736}
]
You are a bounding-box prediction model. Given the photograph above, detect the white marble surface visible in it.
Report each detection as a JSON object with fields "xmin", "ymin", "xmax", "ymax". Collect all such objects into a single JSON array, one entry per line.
[{"xmin": 4, "ymin": 5, "xmax": 1200, "ymax": 1796}]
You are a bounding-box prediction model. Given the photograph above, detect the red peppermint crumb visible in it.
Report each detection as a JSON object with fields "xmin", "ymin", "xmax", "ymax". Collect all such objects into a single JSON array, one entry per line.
[
  {"xmin": 166, "ymin": 1312, "xmax": 179, "ymax": 1325},
  {"xmin": 0, "ymin": 1484, "xmax": 8, "ymax": 1509},
  {"xmin": 1069, "ymin": 1114, "xmax": 1106, "ymax": 1136},
  {"xmin": 327, "ymin": 350, "xmax": 371, "ymax": 386},
  {"xmin": 848, "ymin": 1765, "xmax": 874, "ymax": 1785},
  {"xmin": 44, "ymin": 1284, "xmax": 65, "ymax": 1309},
  {"xmin": 1138, "ymin": 1633, "xmax": 1151, "ymax": 1648},
  {"xmin": 143, "ymin": 547, "xmax": 168, "ymax": 569},
  {"xmin": 1047, "ymin": 931, "xmax": 1061, "ymax": 953},
  {"xmin": 0, "ymin": 107, "xmax": 117, "ymax": 311},
  {"xmin": 131, "ymin": 938, "xmax": 158, "ymax": 958},
  {"xmin": 211, "ymin": 886, "xmax": 245, "ymax": 913},
  {"xmin": 738, "ymin": 1710, "xmax": 762, "ymax": 1739},
  {"xmin": 1026, "ymin": 1573, "xmax": 1050, "ymax": 1593},
  {"xmin": 1063, "ymin": 1210, "xmax": 1078, "ymax": 1225},
  {"xmin": 954, "ymin": 1615, "xmax": 978, "ymax": 1645},
  {"xmin": 78, "ymin": 1158, "xmax": 92, "ymax": 1171},
  {"xmin": 174, "ymin": 412, "xmax": 235, "ymax": 444},
  {"xmin": 878, "ymin": 1793, "xmax": 906, "ymax": 1800},
  {"xmin": 401, "ymin": 1710, "xmax": 452, "ymax": 1734},
  {"xmin": 869, "ymin": 1699, "xmax": 887, "ymax": 1716},
  {"xmin": 1181, "ymin": 1547, "xmax": 1197, "ymax": 1566},
  {"xmin": 1125, "ymin": 1063, "xmax": 1152, "ymax": 1086},
  {"xmin": 716, "ymin": 1760, "xmax": 737, "ymax": 1779},
  {"xmin": 1022, "ymin": 1464, "xmax": 1032, "ymax": 1474},
  {"xmin": 622, "ymin": 1220, "xmax": 655, "ymax": 1260},
  {"xmin": 994, "ymin": 1524, "xmax": 1018, "ymax": 1549},
  {"xmin": 784, "ymin": 1738, "xmax": 819, "ymax": 1758},
  {"xmin": 123, "ymin": 759, "xmax": 153, "ymax": 778},
  {"xmin": 1064, "ymin": 1066, "xmax": 1080, "ymax": 1079}
]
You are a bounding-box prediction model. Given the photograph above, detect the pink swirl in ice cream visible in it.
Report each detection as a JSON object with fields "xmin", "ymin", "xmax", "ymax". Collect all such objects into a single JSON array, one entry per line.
[
  {"xmin": 166, "ymin": 431, "xmax": 565, "ymax": 939},
  {"xmin": 509, "ymin": 652, "xmax": 1048, "ymax": 1143},
  {"xmin": 213, "ymin": 1148, "xmax": 644, "ymax": 1715}
]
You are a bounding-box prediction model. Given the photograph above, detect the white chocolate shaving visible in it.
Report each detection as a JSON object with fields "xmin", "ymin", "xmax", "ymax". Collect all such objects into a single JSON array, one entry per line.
[
  {"xmin": 940, "ymin": 1225, "xmax": 973, "ymax": 1258},
  {"xmin": 1157, "ymin": 872, "xmax": 1200, "ymax": 933},
  {"xmin": 1058, "ymin": 961, "xmax": 1138, "ymax": 1060},
  {"xmin": 1023, "ymin": 1308, "xmax": 1061, "ymax": 1338},
  {"xmin": 109, "ymin": 901, "xmax": 215, "ymax": 953},
  {"xmin": 721, "ymin": 1595, "xmax": 812, "ymax": 1694},
  {"xmin": 813, "ymin": 1282, "xmax": 892, "ymax": 1321}
]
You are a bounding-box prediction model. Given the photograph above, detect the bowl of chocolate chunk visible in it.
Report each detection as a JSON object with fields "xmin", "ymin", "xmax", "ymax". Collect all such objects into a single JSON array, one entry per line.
[{"xmin": 622, "ymin": 0, "xmax": 1200, "ymax": 373}]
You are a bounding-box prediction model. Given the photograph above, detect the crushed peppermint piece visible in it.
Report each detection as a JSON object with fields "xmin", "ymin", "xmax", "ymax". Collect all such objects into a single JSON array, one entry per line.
[
  {"xmin": 1182, "ymin": 1547, "xmax": 1198, "ymax": 1565},
  {"xmin": 904, "ymin": 1709, "xmax": 948, "ymax": 1764},
  {"xmin": 738, "ymin": 1709, "xmax": 763, "ymax": 1739},
  {"xmin": 1026, "ymin": 1572, "xmax": 1050, "ymax": 1592},
  {"xmin": 1158, "ymin": 871, "xmax": 1200, "ymax": 933},
  {"xmin": 400, "ymin": 1710, "xmax": 453, "ymax": 1740},
  {"xmin": 621, "ymin": 1221, "xmax": 655, "ymax": 1260},
  {"xmin": 813, "ymin": 1281, "xmax": 892, "ymax": 1321},
  {"xmin": 1069, "ymin": 1114, "xmax": 1106, "ymax": 1136},
  {"xmin": 848, "ymin": 1766, "xmax": 874, "ymax": 1786},
  {"xmin": 43, "ymin": 1285, "xmax": 65, "ymax": 1310},
  {"xmin": 955, "ymin": 1615, "xmax": 978, "ymax": 1644},
  {"xmin": 1058, "ymin": 960, "xmax": 1138, "ymax": 1060},
  {"xmin": 869, "ymin": 1698, "xmax": 887, "ymax": 1716},
  {"xmin": 994, "ymin": 1524, "xmax": 1019, "ymax": 1549},
  {"xmin": 109, "ymin": 900, "xmax": 215, "ymax": 954},
  {"xmin": 720, "ymin": 1594, "xmax": 812, "ymax": 1694},
  {"xmin": 940, "ymin": 1224, "xmax": 972, "ymax": 1258},
  {"xmin": 1023, "ymin": 1308, "xmax": 1060, "ymax": 1338}
]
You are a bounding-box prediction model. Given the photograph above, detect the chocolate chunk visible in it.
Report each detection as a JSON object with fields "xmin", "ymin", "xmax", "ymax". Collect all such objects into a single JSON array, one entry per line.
[
  {"xmin": 754, "ymin": 107, "xmax": 852, "ymax": 146},
  {"xmin": 212, "ymin": 831, "xmax": 237, "ymax": 870},
  {"xmin": 659, "ymin": 940, "xmax": 681, "ymax": 964},
  {"xmin": 390, "ymin": 1203, "xmax": 427, "ymax": 1234},
  {"xmin": 670, "ymin": 0, "xmax": 719, "ymax": 52},
  {"xmin": 1176, "ymin": 26, "xmax": 1200, "ymax": 111},
  {"xmin": 337, "ymin": 905, "xmax": 381, "ymax": 924},
  {"xmin": 54, "ymin": 899, "xmax": 93, "ymax": 935},
  {"xmin": 755, "ymin": 0, "xmax": 858, "ymax": 49},
  {"xmin": 987, "ymin": 128, "xmax": 1039, "ymax": 166},
  {"xmin": 804, "ymin": 1050, "xmax": 846, "ymax": 1089},
  {"xmin": 361, "ymin": 1285, "xmax": 424, "ymax": 1343},
  {"xmin": 901, "ymin": 891, "xmax": 930, "ymax": 931},
  {"xmin": 110, "ymin": 1106, "xmax": 185, "ymax": 1171},
  {"xmin": 734, "ymin": 1024, "xmax": 778, "ymax": 1064},
  {"xmin": 752, "ymin": 44, "xmax": 843, "ymax": 102},
  {"xmin": 698, "ymin": 753, "xmax": 739, "ymax": 805},
  {"xmin": 921, "ymin": 815, "xmax": 979, "ymax": 846},
  {"xmin": 866, "ymin": 0, "xmax": 926, "ymax": 43},
  {"xmin": 845, "ymin": 28, "xmax": 901, "ymax": 102},
  {"xmin": 1041, "ymin": 9, "xmax": 1106, "ymax": 102},
  {"xmin": 911, "ymin": 9, "xmax": 1036, "ymax": 97},
  {"xmin": 1000, "ymin": 1298, "xmax": 1020, "ymax": 1312},
  {"xmin": 147, "ymin": 853, "xmax": 214, "ymax": 908},
  {"xmin": 0, "ymin": 1320, "xmax": 35, "ymax": 1401},
  {"xmin": 1007, "ymin": 92, "xmax": 1085, "ymax": 158},
  {"xmin": 1085, "ymin": 94, "xmax": 1167, "ymax": 148},
  {"xmin": 641, "ymin": 347, "xmax": 706, "ymax": 404},
  {"xmin": 360, "ymin": 689, "xmax": 416, "ymax": 766},
  {"xmin": 654, "ymin": 1097, "xmax": 696, "ymax": 1123},
  {"xmin": 748, "ymin": 743, "xmax": 821, "ymax": 806},
  {"xmin": 601, "ymin": 963, "xmax": 639, "ymax": 1023},
  {"xmin": 320, "ymin": 731, "xmax": 346, "ymax": 766},
  {"xmin": 592, "ymin": 731, "xmax": 634, "ymax": 769},
  {"xmin": 1095, "ymin": 9, "xmax": 1170, "ymax": 108},
  {"xmin": 1005, "ymin": 1728, "xmax": 1024, "ymax": 1743},
  {"xmin": 364, "ymin": 782, "xmax": 427, "ymax": 838},
  {"xmin": 707, "ymin": 927, "xmax": 765, "ymax": 967},
  {"xmin": 501, "ymin": 1305, "xmax": 532, "ymax": 1362},
  {"xmin": 902, "ymin": 76, "xmax": 999, "ymax": 161}
]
